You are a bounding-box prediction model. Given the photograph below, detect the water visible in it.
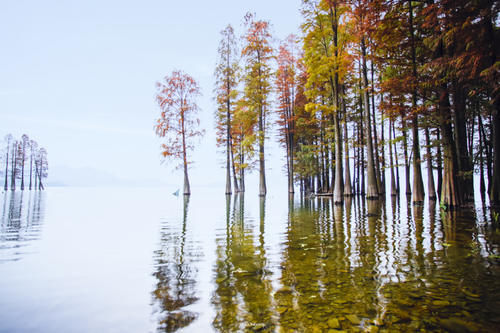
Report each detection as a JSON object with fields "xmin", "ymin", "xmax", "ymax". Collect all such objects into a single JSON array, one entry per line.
[{"xmin": 1, "ymin": 187, "xmax": 499, "ymax": 332}]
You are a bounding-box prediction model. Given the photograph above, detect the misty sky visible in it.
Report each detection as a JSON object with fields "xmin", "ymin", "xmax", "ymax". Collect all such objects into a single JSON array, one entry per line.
[{"xmin": 0, "ymin": 0, "xmax": 302, "ymax": 190}]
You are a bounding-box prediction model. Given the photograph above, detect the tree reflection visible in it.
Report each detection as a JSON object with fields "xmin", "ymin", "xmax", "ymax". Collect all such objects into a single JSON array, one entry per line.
[
  {"xmin": 212, "ymin": 194, "xmax": 500, "ymax": 331},
  {"xmin": 0, "ymin": 191, "xmax": 45, "ymax": 262},
  {"xmin": 151, "ymin": 195, "xmax": 199, "ymax": 332},
  {"xmin": 212, "ymin": 194, "xmax": 274, "ymax": 332}
]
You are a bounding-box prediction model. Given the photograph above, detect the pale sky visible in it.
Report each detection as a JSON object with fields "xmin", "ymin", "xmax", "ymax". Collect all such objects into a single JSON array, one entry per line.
[{"xmin": 0, "ymin": 0, "xmax": 302, "ymax": 190}]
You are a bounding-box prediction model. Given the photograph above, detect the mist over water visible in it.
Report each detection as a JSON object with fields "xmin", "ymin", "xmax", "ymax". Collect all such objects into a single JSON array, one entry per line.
[{"xmin": 0, "ymin": 187, "xmax": 499, "ymax": 332}]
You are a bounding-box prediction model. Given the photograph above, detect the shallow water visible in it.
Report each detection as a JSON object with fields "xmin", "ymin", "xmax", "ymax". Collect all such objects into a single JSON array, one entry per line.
[{"xmin": 0, "ymin": 187, "xmax": 499, "ymax": 332}]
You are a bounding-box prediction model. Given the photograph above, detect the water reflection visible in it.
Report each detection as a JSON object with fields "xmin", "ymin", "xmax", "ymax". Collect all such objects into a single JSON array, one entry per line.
[
  {"xmin": 0, "ymin": 191, "xmax": 46, "ymax": 263},
  {"xmin": 212, "ymin": 195, "xmax": 500, "ymax": 332},
  {"xmin": 151, "ymin": 196, "xmax": 201, "ymax": 332},
  {"xmin": 212, "ymin": 194, "xmax": 274, "ymax": 332}
]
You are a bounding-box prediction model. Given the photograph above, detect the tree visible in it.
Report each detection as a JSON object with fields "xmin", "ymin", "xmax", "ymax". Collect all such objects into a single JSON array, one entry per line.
[
  {"xmin": 3, "ymin": 134, "xmax": 12, "ymax": 191},
  {"xmin": 301, "ymin": 0, "xmax": 353, "ymax": 201},
  {"xmin": 407, "ymin": 0, "xmax": 425, "ymax": 203},
  {"xmin": 29, "ymin": 139, "xmax": 38, "ymax": 190},
  {"xmin": 155, "ymin": 70, "xmax": 204, "ymax": 195},
  {"xmin": 36, "ymin": 147, "xmax": 48, "ymax": 190},
  {"xmin": 353, "ymin": 0, "xmax": 379, "ymax": 199},
  {"xmin": 242, "ymin": 12, "xmax": 273, "ymax": 197},
  {"xmin": 276, "ymin": 34, "xmax": 300, "ymax": 194},
  {"xmin": 231, "ymin": 98, "xmax": 257, "ymax": 193},
  {"xmin": 214, "ymin": 24, "xmax": 240, "ymax": 195},
  {"xmin": 10, "ymin": 140, "xmax": 19, "ymax": 191},
  {"xmin": 20, "ymin": 134, "xmax": 29, "ymax": 190}
]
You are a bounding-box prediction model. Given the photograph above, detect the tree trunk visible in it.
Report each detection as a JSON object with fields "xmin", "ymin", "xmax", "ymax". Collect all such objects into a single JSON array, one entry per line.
[
  {"xmin": 411, "ymin": 117, "xmax": 425, "ymax": 203},
  {"xmin": 359, "ymin": 88, "xmax": 366, "ymax": 196},
  {"xmin": 10, "ymin": 144, "xmax": 16, "ymax": 191},
  {"xmin": 239, "ymin": 145, "xmax": 245, "ymax": 193},
  {"xmin": 230, "ymin": 136, "xmax": 239, "ymax": 192},
  {"xmin": 288, "ymin": 142, "xmax": 294, "ymax": 194},
  {"xmin": 258, "ymin": 109, "xmax": 266, "ymax": 196},
  {"xmin": 361, "ymin": 39, "xmax": 378, "ymax": 199},
  {"xmin": 355, "ymin": 124, "xmax": 360, "ymax": 195},
  {"xmin": 452, "ymin": 80, "xmax": 473, "ymax": 202},
  {"xmin": 392, "ymin": 121, "xmax": 400, "ymax": 194},
  {"xmin": 438, "ymin": 87, "xmax": 461, "ymax": 208},
  {"xmin": 38, "ymin": 167, "xmax": 44, "ymax": 190},
  {"xmin": 29, "ymin": 153, "xmax": 33, "ymax": 191},
  {"xmin": 436, "ymin": 128, "xmax": 443, "ymax": 198},
  {"xmin": 181, "ymin": 112, "xmax": 190, "ymax": 195},
  {"xmin": 287, "ymin": 107, "xmax": 295, "ymax": 194},
  {"xmin": 225, "ymin": 96, "xmax": 232, "ymax": 195},
  {"xmin": 4, "ymin": 147, "xmax": 8, "ymax": 191},
  {"xmin": 371, "ymin": 63, "xmax": 382, "ymax": 195},
  {"xmin": 257, "ymin": 51, "xmax": 267, "ymax": 197},
  {"xmin": 409, "ymin": 0, "xmax": 425, "ymax": 204},
  {"xmin": 34, "ymin": 163, "xmax": 38, "ymax": 191},
  {"xmin": 20, "ymin": 154, "xmax": 25, "ymax": 191},
  {"xmin": 479, "ymin": 114, "xmax": 486, "ymax": 203},
  {"xmin": 380, "ymin": 91, "xmax": 386, "ymax": 195},
  {"xmin": 425, "ymin": 126, "xmax": 436, "ymax": 200},
  {"xmin": 333, "ymin": 110, "xmax": 343, "ymax": 203},
  {"xmin": 344, "ymin": 115, "xmax": 352, "ymax": 197},
  {"xmin": 490, "ymin": 100, "xmax": 500, "ymax": 205},
  {"xmin": 389, "ymin": 117, "xmax": 397, "ymax": 196},
  {"xmin": 401, "ymin": 114, "xmax": 411, "ymax": 196}
]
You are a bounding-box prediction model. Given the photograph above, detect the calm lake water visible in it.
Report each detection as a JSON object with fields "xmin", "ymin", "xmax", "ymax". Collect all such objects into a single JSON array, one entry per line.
[{"xmin": 1, "ymin": 187, "xmax": 499, "ymax": 332}]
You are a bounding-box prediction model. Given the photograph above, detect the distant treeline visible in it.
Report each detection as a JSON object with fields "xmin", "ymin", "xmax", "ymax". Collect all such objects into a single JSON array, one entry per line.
[{"xmin": 2, "ymin": 134, "xmax": 48, "ymax": 191}]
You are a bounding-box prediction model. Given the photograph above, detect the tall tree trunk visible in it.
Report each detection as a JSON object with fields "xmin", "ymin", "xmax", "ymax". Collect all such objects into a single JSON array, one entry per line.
[
  {"xmin": 452, "ymin": 80, "xmax": 473, "ymax": 202},
  {"xmin": 230, "ymin": 136, "xmax": 239, "ymax": 192},
  {"xmin": 425, "ymin": 126, "xmax": 436, "ymax": 200},
  {"xmin": 361, "ymin": 39, "xmax": 378, "ymax": 199},
  {"xmin": 409, "ymin": 0, "xmax": 425, "ymax": 204},
  {"xmin": 479, "ymin": 114, "xmax": 486, "ymax": 203},
  {"xmin": 34, "ymin": 163, "xmax": 38, "ymax": 191},
  {"xmin": 411, "ymin": 117, "xmax": 425, "ymax": 203},
  {"xmin": 239, "ymin": 141, "xmax": 245, "ymax": 193},
  {"xmin": 359, "ymin": 87, "xmax": 365, "ymax": 196},
  {"xmin": 287, "ymin": 106, "xmax": 295, "ymax": 194},
  {"xmin": 258, "ymin": 110, "xmax": 266, "ymax": 196},
  {"xmin": 3, "ymin": 146, "xmax": 8, "ymax": 191},
  {"xmin": 258, "ymin": 53, "xmax": 267, "ymax": 197},
  {"xmin": 10, "ymin": 144, "xmax": 16, "ymax": 191},
  {"xmin": 371, "ymin": 63, "xmax": 382, "ymax": 195},
  {"xmin": 389, "ymin": 117, "xmax": 397, "ymax": 196},
  {"xmin": 29, "ymin": 153, "xmax": 33, "ymax": 191},
  {"xmin": 327, "ymin": 1, "xmax": 342, "ymax": 201},
  {"xmin": 20, "ymin": 157, "xmax": 25, "ymax": 191},
  {"xmin": 436, "ymin": 128, "xmax": 443, "ymax": 198},
  {"xmin": 344, "ymin": 100, "xmax": 352, "ymax": 196},
  {"xmin": 355, "ymin": 124, "xmax": 360, "ymax": 195},
  {"xmin": 38, "ymin": 167, "xmax": 44, "ymax": 191},
  {"xmin": 392, "ymin": 121, "xmax": 400, "ymax": 194},
  {"xmin": 490, "ymin": 101, "xmax": 500, "ymax": 205},
  {"xmin": 438, "ymin": 87, "xmax": 461, "ymax": 208},
  {"xmin": 380, "ymin": 91, "xmax": 386, "ymax": 195},
  {"xmin": 225, "ymin": 92, "xmax": 232, "ymax": 195},
  {"xmin": 288, "ymin": 139, "xmax": 294, "ymax": 194},
  {"xmin": 401, "ymin": 114, "xmax": 411, "ymax": 196},
  {"xmin": 181, "ymin": 112, "xmax": 190, "ymax": 195},
  {"xmin": 240, "ymin": 166, "xmax": 245, "ymax": 193},
  {"xmin": 333, "ymin": 109, "xmax": 343, "ymax": 203},
  {"xmin": 485, "ymin": 6, "xmax": 499, "ymax": 205},
  {"xmin": 319, "ymin": 123, "xmax": 327, "ymax": 192}
]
